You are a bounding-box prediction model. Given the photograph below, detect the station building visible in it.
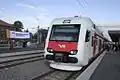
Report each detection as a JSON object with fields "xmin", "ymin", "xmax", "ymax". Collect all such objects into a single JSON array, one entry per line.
[{"xmin": 0, "ymin": 19, "xmax": 14, "ymax": 44}]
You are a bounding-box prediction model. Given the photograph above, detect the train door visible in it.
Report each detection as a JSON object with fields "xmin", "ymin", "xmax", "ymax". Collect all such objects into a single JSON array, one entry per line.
[
  {"xmin": 101, "ymin": 39, "xmax": 104, "ymax": 51},
  {"xmin": 95, "ymin": 36, "xmax": 99, "ymax": 54},
  {"xmin": 93, "ymin": 32, "xmax": 97, "ymax": 57},
  {"xmin": 84, "ymin": 30, "xmax": 91, "ymax": 60},
  {"xmin": 98, "ymin": 38, "xmax": 102, "ymax": 53}
]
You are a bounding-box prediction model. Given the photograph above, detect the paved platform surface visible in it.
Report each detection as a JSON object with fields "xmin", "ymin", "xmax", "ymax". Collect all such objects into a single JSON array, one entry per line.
[
  {"xmin": 89, "ymin": 50, "xmax": 120, "ymax": 80},
  {"xmin": 0, "ymin": 60, "xmax": 52, "ymax": 80}
]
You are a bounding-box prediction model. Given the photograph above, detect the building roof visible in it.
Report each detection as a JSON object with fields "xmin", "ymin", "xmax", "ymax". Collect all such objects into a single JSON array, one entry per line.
[{"xmin": 0, "ymin": 19, "xmax": 12, "ymax": 27}]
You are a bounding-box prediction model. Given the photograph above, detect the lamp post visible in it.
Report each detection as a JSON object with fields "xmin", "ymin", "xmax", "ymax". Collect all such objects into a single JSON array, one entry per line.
[
  {"xmin": 37, "ymin": 25, "xmax": 40, "ymax": 44},
  {"xmin": 36, "ymin": 18, "xmax": 42, "ymax": 45}
]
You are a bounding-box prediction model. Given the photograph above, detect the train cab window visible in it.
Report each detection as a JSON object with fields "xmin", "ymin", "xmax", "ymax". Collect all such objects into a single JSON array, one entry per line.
[
  {"xmin": 85, "ymin": 30, "xmax": 91, "ymax": 42},
  {"xmin": 49, "ymin": 24, "xmax": 80, "ymax": 42},
  {"xmin": 93, "ymin": 24, "xmax": 96, "ymax": 29},
  {"xmin": 92, "ymin": 36, "xmax": 94, "ymax": 46}
]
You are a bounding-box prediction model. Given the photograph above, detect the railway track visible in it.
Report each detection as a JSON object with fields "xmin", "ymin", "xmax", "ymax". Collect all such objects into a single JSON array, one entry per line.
[
  {"xmin": 33, "ymin": 69, "xmax": 73, "ymax": 80},
  {"xmin": 32, "ymin": 62, "xmax": 94, "ymax": 80},
  {"xmin": 0, "ymin": 50, "xmax": 104, "ymax": 80},
  {"xmin": 0, "ymin": 53, "xmax": 44, "ymax": 63},
  {"xmin": 0, "ymin": 56, "xmax": 44, "ymax": 69},
  {"xmin": 33, "ymin": 57, "xmax": 95, "ymax": 80},
  {"xmin": 32, "ymin": 66, "xmax": 87, "ymax": 80},
  {"xmin": 0, "ymin": 51, "xmax": 45, "ymax": 69},
  {"xmin": 0, "ymin": 50, "xmax": 44, "ymax": 58},
  {"xmin": 33, "ymin": 50, "xmax": 106, "ymax": 80}
]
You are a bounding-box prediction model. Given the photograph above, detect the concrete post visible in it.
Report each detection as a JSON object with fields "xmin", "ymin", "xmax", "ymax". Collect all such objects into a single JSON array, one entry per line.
[{"xmin": 9, "ymin": 39, "xmax": 13, "ymax": 50}]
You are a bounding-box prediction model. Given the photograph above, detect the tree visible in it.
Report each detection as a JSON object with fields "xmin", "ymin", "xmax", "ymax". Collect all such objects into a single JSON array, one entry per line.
[
  {"xmin": 32, "ymin": 33, "xmax": 37, "ymax": 39},
  {"xmin": 39, "ymin": 29, "xmax": 48, "ymax": 41},
  {"xmin": 13, "ymin": 21, "xmax": 23, "ymax": 32},
  {"xmin": 31, "ymin": 28, "xmax": 48, "ymax": 43}
]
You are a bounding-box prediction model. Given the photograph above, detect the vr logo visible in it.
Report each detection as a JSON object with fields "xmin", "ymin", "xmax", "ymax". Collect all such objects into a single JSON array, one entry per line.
[{"xmin": 58, "ymin": 44, "xmax": 66, "ymax": 48}]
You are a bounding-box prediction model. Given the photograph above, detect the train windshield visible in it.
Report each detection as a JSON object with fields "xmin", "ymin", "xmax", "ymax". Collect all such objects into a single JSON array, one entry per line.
[{"xmin": 49, "ymin": 24, "xmax": 80, "ymax": 42}]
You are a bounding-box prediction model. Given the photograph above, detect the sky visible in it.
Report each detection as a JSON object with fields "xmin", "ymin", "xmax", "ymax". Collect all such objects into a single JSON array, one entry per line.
[{"xmin": 0, "ymin": 0, "xmax": 120, "ymax": 33}]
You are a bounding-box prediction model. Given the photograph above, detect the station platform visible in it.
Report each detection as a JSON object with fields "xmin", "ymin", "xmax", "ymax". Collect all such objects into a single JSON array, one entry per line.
[{"xmin": 89, "ymin": 50, "xmax": 120, "ymax": 80}]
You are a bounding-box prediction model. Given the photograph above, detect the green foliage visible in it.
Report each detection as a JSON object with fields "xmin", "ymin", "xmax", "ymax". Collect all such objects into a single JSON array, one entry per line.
[
  {"xmin": 13, "ymin": 21, "xmax": 23, "ymax": 32},
  {"xmin": 32, "ymin": 29, "xmax": 48, "ymax": 41},
  {"xmin": 32, "ymin": 33, "xmax": 37, "ymax": 39}
]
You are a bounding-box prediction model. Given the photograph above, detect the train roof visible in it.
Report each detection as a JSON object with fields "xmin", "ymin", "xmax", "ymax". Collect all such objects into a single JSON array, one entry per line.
[
  {"xmin": 51, "ymin": 16, "xmax": 105, "ymax": 38},
  {"xmin": 94, "ymin": 25, "xmax": 103, "ymax": 36},
  {"xmin": 51, "ymin": 16, "xmax": 94, "ymax": 25}
]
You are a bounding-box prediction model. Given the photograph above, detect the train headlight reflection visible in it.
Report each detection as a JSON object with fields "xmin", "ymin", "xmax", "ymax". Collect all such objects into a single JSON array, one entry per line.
[
  {"xmin": 70, "ymin": 50, "xmax": 78, "ymax": 55},
  {"xmin": 47, "ymin": 48, "xmax": 53, "ymax": 53}
]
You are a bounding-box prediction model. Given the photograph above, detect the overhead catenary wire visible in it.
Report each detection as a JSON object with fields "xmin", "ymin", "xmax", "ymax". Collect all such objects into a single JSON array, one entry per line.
[
  {"xmin": 76, "ymin": 0, "xmax": 88, "ymax": 8},
  {"xmin": 76, "ymin": 0, "xmax": 84, "ymax": 8},
  {"xmin": 83, "ymin": 0, "xmax": 88, "ymax": 5}
]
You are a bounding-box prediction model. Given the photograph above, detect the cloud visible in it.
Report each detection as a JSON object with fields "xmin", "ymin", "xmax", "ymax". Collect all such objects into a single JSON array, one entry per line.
[
  {"xmin": 1, "ymin": 8, "xmax": 5, "ymax": 10},
  {"xmin": 16, "ymin": 2, "xmax": 49, "ymax": 13},
  {"xmin": 0, "ymin": 8, "xmax": 5, "ymax": 12},
  {"xmin": 94, "ymin": 20, "xmax": 120, "ymax": 26},
  {"xmin": 1, "ymin": 14, "xmax": 54, "ymax": 33},
  {"xmin": 17, "ymin": 16, "xmax": 54, "ymax": 33},
  {"xmin": 16, "ymin": 3, "xmax": 51, "ymax": 17},
  {"xmin": 1, "ymin": 3, "xmax": 54, "ymax": 33},
  {"xmin": 16, "ymin": 3, "xmax": 36, "ymax": 9},
  {"xmin": 39, "ymin": 7, "xmax": 49, "ymax": 12}
]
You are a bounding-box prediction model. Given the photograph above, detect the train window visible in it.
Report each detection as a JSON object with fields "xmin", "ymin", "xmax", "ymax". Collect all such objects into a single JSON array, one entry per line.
[
  {"xmin": 85, "ymin": 30, "xmax": 91, "ymax": 42},
  {"xmin": 95, "ymin": 37, "xmax": 98, "ymax": 46},
  {"xmin": 92, "ymin": 36, "xmax": 94, "ymax": 46},
  {"xmin": 96, "ymin": 38, "xmax": 98, "ymax": 45},
  {"xmin": 93, "ymin": 24, "xmax": 96, "ymax": 29},
  {"xmin": 99, "ymin": 39, "xmax": 102, "ymax": 51},
  {"xmin": 49, "ymin": 24, "xmax": 81, "ymax": 42}
]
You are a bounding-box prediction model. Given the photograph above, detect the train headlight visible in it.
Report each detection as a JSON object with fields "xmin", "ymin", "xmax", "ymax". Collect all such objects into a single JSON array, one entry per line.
[
  {"xmin": 47, "ymin": 48, "xmax": 53, "ymax": 53},
  {"xmin": 70, "ymin": 50, "xmax": 78, "ymax": 55}
]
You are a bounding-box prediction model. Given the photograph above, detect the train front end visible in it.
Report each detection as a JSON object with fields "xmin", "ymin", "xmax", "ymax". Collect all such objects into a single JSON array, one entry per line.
[{"xmin": 44, "ymin": 18, "xmax": 83, "ymax": 71}]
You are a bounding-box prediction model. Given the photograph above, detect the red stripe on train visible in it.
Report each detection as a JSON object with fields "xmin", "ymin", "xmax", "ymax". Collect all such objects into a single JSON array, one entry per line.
[{"xmin": 48, "ymin": 41, "xmax": 78, "ymax": 52}]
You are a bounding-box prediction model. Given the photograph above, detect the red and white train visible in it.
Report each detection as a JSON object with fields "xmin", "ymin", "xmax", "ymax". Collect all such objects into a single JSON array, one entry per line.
[{"xmin": 44, "ymin": 16, "xmax": 107, "ymax": 71}]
